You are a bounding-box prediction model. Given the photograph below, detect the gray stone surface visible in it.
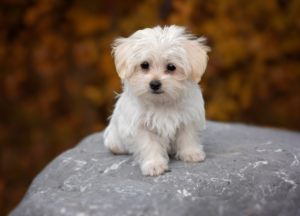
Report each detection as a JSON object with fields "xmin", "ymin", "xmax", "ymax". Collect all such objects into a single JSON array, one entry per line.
[{"xmin": 10, "ymin": 121, "xmax": 300, "ymax": 216}]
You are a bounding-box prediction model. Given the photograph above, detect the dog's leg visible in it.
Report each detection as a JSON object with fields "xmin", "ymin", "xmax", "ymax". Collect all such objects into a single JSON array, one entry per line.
[
  {"xmin": 175, "ymin": 124, "xmax": 205, "ymax": 162},
  {"xmin": 104, "ymin": 124, "xmax": 128, "ymax": 155},
  {"xmin": 134, "ymin": 129, "xmax": 169, "ymax": 176}
]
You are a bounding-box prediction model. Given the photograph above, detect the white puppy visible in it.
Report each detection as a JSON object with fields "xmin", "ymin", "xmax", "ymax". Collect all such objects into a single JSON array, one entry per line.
[{"xmin": 104, "ymin": 25, "xmax": 210, "ymax": 176}]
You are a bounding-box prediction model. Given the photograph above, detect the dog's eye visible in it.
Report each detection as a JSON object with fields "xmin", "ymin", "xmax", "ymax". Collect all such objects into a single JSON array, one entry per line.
[
  {"xmin": 167, "ymin": 64, "xmax": 176, "ymax": 71},
  {"xmin": 141, "ymin": 62, "xmax": 149, "ymax": 70}
]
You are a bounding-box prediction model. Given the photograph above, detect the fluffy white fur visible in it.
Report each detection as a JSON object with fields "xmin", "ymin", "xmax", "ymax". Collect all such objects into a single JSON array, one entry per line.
[{"xmin": 104, "ymin": 25, "xmax": 210, "ymax": 176}]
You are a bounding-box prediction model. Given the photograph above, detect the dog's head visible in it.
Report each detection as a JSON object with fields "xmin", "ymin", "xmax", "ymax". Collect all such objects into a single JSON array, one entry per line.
[{"xmin": 112, "ymin": 25, "xmax": 210, "ymax": 102}]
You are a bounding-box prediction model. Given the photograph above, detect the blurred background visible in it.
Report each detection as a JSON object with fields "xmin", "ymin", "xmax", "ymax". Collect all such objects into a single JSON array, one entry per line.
[{"xmin": 0, "ymin": 0, "xmax": 300, "ymax": 214}]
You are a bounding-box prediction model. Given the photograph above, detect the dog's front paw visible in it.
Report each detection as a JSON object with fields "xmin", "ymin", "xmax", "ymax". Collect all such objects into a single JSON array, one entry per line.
[
  {"xmin": 141, "ymin": 160, "xmax": 168, "ymax": 176},
  {"xmin": 177, "ymin": 148, "xmax": 206, "ymax": 162}
]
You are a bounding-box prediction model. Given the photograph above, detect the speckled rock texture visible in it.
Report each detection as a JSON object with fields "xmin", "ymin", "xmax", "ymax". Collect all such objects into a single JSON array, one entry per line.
[{"xmin": 10, "ymin": 121, "xmax": 300, "ymax": 216}]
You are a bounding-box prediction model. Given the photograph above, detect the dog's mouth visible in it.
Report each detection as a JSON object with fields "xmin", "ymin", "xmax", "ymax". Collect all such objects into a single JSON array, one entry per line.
[{"xmin": 151, "ymin": 91, "xmax": 164, "ymax": 94}]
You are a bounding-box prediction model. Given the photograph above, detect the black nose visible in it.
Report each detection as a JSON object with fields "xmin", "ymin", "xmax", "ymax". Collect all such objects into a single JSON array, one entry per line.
[{"xmin": 150, "ymin": 81, "xmax": 162, "ymax": 91}]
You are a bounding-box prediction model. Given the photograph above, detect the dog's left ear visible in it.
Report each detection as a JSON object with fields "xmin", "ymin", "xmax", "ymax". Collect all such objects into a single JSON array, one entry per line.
[
  {"xmin": 111, "ymin": 37, "xmax": 134, "ymax": 80},
  {"xmin": 184, "ymin": 37, "xmax": 210, "ymax": 83}
]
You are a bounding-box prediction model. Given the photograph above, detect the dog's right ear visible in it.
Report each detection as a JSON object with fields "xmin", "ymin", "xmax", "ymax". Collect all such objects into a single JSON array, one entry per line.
[{"xmin": 111, "ymin": 37, "xmax": 133, "ymax": 80}]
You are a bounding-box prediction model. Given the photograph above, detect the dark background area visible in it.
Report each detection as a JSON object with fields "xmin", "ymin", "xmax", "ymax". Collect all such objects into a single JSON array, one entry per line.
[{"xmin": 0, "ymin": 0, "xmax": 300, "ymax": 215}]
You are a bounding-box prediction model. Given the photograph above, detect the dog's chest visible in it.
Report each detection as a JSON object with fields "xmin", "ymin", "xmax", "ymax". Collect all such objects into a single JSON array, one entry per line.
[{"xmin": 142, "ymin": 106, "xmax": 183, "ymax": 138}]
